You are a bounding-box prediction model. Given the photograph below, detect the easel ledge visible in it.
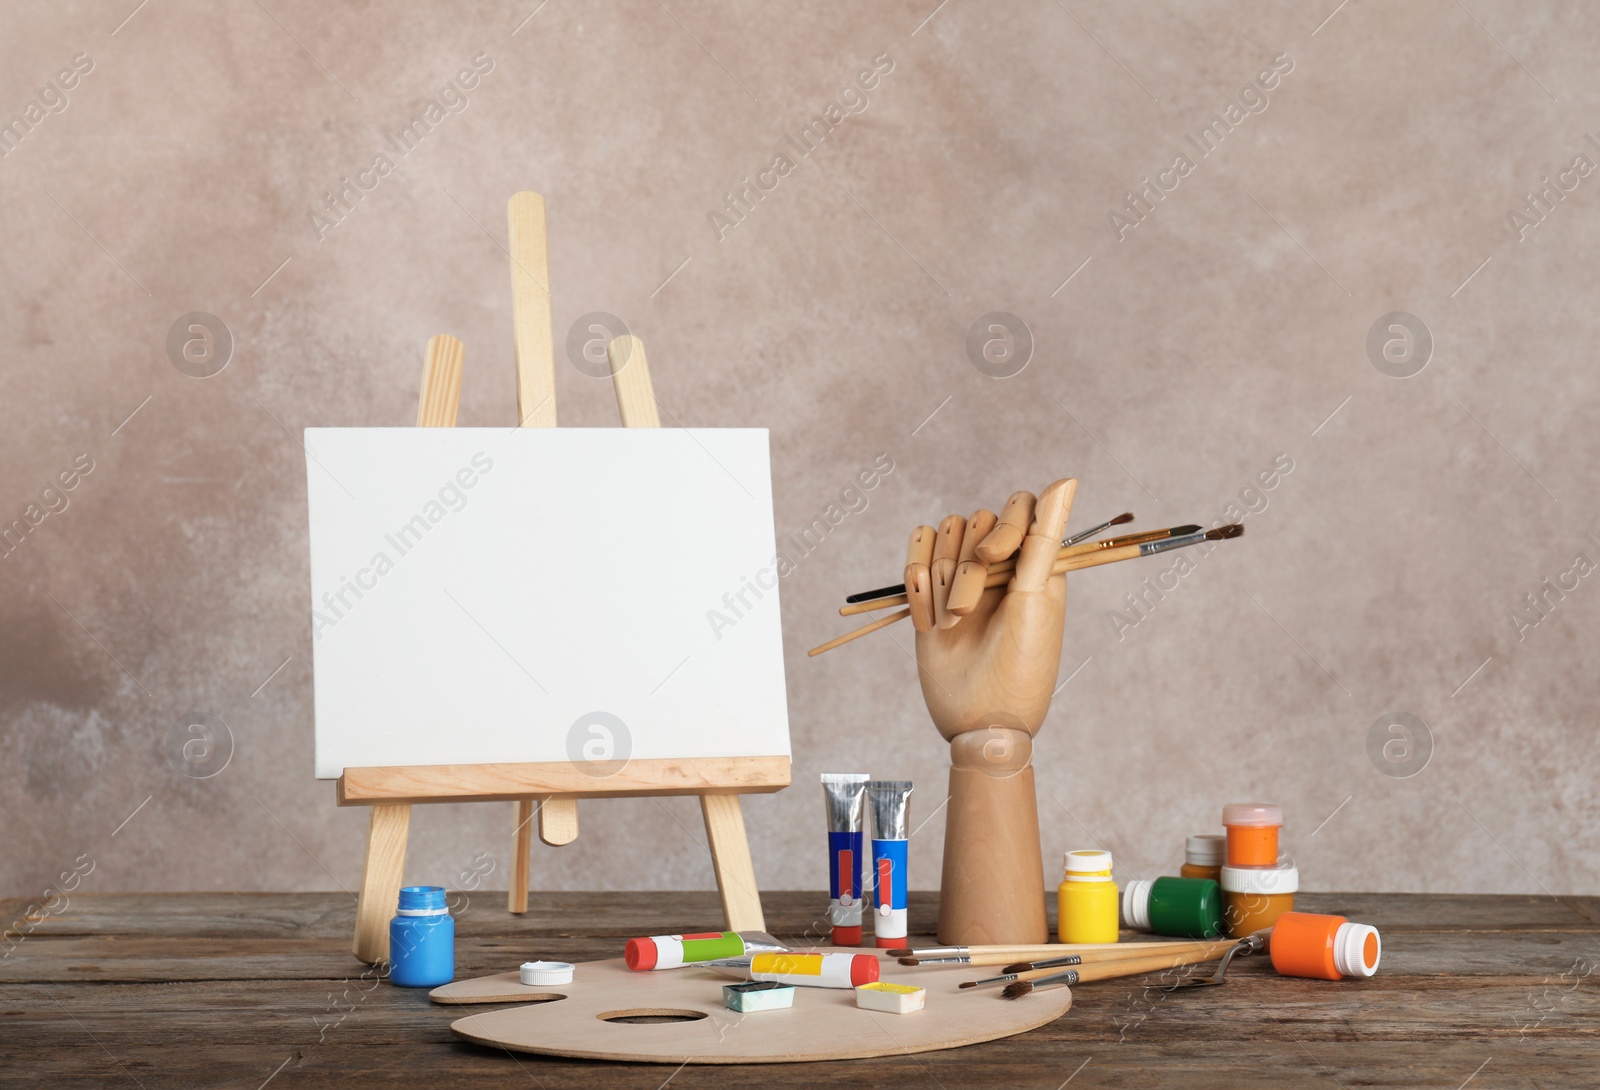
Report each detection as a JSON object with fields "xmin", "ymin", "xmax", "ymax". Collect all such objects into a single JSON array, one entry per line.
[{"xmin": 337, "ymin": 756, "xmax": 790, "ymax": 806}]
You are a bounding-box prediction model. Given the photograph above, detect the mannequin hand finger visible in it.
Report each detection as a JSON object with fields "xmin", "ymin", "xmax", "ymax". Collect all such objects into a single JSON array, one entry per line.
[
  {"xmin": 932, "ymin": 513, "xmax": 967, "ymax": 566},
  {"xmin": 1013, "ymin": 479, "xmax": 1078, "ymax": 592},
  {"xmin": 947, "ymin": 559, "xmax": 988, "ymax": 616},
  {"xmin": 976, "ymin": 491, "xmax": 1034, "ymax": 563},
  {"xmin": 905, "ymin": 524, "xmax": 936, "ymax": 570},
  {"xmin": 947, "ymin": 510, "xmax": 994, "ymax": 617},
  {"xmin": 905, "ymin": 562, "xmax": 935, "ymax": 632},
  {"xmin": 932, "ymin": 557, "xmax": 959, "ymax": 628}
]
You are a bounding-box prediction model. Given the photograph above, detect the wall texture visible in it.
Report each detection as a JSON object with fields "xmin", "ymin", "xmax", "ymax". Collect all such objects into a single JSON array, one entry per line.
[{"xmin": 3, "ymin": 1, "xmax": 1597, "ymax": 907}]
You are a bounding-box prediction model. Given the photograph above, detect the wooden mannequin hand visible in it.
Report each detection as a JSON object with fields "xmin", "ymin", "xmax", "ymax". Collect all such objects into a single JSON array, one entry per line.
[{"xmin": 908, "ymin": 479, "xmax": 1077, "ymax": 742}]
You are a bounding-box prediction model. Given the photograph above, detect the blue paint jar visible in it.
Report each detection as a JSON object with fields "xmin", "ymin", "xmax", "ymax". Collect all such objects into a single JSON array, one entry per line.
[{"xmin": 389, "ymin": 885, "xmax": 454, "ymax": 987}]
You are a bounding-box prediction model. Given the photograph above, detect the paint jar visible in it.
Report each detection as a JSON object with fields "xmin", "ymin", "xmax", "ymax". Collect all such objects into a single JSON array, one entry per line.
[
  {"xmin": 1222, "ymin": 803, "xmax": 1283, "ymax": 867},
  {"xmin": 1121, "ymin": 876, "xmax": 1225, "ymax": 939},
  {"xmin": 389, "ymin": 885, "xmax": 454, "ymax": 987},
  {"xmin": 1058, "ymin": 850, "xmax": 1119, "ymax": 944},
  {"xmin": 1270, "ymin": 911, "xmax": 1381, "ymax": 980},
  {"xmin": 1220, "ymin": 863, "xmax": 1298, "ymax": 938},
  {"xmin": 1180, "ymin": 834, "xmax": 1226, "ymax": 882}
]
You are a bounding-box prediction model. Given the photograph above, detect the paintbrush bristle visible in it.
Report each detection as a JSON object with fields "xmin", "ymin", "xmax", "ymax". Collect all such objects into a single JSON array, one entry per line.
[
  {"xmin": 1000, "ymin": 981, "xmax": 1034, "ymax": 1000},
  {"xmin": 958, "ymin": 981, "xmax": 978, "ymax": 989},
  {"xmin": 1001, "ymin": 961, "xmax": 1031, "ymax": 974},
  {"xmin": 898, "ymin": 957, "xmax": 921, "ymax": 966},
  {"xmin": 1205, "ymin": 523, "xmax": 1244, "ymax": 540},
  {"xmin": 1110, "ymin": 512, "xmax": 1134, "ymax": 526},
  {"xmin": 886, "ymin": 948, "xmax": 912, "ymax": 957}
]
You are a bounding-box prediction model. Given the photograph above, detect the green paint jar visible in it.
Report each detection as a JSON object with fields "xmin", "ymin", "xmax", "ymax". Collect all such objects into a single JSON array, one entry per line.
[{"xmin": 1121, "ymin": 876, "xmax": 1225, "ymax": 939}]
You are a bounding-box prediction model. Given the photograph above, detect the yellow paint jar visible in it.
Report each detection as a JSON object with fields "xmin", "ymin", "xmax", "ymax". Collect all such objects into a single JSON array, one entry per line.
[
  {"xmin": 1058, "ymin": 850, "xmax": 1119, "ymax": 944},
  {"xmin": 1220, "ymin": 863, "xmax": 1298, "ymax": 938}
]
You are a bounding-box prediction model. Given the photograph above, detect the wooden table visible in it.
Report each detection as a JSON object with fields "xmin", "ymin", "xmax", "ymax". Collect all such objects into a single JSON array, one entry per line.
[{"xmin": 4, "ymin": 890, "xmax": 1595, "ymax": 1086}]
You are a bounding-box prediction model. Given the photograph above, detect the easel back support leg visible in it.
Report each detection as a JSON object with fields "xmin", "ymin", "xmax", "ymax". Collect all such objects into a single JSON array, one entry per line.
[
  {"xmin": 539, "ymin": 797, "xmax": 579, "ymax": 846},
  {"xmin": 353, "ymin": 803, "xmax": 411, "ymax": 963}
]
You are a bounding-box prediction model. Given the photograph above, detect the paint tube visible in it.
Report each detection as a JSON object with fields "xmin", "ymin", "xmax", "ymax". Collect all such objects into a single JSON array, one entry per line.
[
  {"xmin": 624, "ymin": 930, "xmax": 786, "ymax": 971},
  {"xmin": 821, "ymin": 773, "xmax": 870, "ymax": 946},
  {"xmin": 867, "ymin": 780, "xmax": 913, "ymax": 949},
  {"xmin": 702, "ymin": 952, "xmax": 880, "ymax": 989}
]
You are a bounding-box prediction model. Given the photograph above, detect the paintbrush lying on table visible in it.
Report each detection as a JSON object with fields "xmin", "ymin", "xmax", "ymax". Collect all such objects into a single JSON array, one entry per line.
[
  {"xmin": 997, "ymin": 948, "xmax": 1239, "ymax": 999},
  {"xmin": 893, "ymin": 939, "xmax": 1226, "ymax": 966},
  {"xmin": 956, "ymin": 938, "xmax": 1240, "ymax": 989},
  {"xmin": 808, "ymin": 524, "xmax": 1242, "ymax": 656}
]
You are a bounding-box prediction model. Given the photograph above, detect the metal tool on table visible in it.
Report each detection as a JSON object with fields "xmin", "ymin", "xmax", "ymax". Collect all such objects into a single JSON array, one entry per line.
[{"xmin": 1164, "ymin": 930, "xmax": 1269, "ymax": 990}]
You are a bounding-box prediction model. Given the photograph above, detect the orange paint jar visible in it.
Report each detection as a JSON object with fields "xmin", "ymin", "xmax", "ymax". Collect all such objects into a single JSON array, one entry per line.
[
  {"xmin": 1220, "ymin": 863, "xmax": 1297, "ymax": 938},
  {"xmin": 1179, "ymin": 834, "xmax": 1225, "ymax": 882},
  {"xmin": 1222, "ymin": 803, "xmax": 1283, "ymax": 867},
  {"xmin": 1270, "ymin": 911, "xmax": 1381, "ymax": 980}
]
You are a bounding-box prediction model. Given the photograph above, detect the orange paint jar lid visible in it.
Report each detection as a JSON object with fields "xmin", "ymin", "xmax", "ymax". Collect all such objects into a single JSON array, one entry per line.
[{"xmin": 1221, "ymin": 803, "xmax": 1283, "ymax": 827}]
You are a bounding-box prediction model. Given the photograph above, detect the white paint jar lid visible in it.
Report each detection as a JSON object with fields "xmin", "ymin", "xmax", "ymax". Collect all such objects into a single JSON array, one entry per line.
[{"xmin": 521, "ymin": 960, "xmax": 575, "ymax": 986}]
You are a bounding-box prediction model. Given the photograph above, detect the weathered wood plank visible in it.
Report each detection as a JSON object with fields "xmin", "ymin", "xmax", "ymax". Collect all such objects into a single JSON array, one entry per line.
[
  {"xmin": 1, "ymin": 976, "xmax": 1592, "ymax": 1086},
  {"xmin": 8, "ymin": 890, "xmax": 1594, "ymax": 941},
  {"xmin": 2, "ymin": 892, "xmax": 1595, "ymax": 1088},
  {"xmin": 5, "ymin": 929, "xmax": 1596, "ymax": 985}
]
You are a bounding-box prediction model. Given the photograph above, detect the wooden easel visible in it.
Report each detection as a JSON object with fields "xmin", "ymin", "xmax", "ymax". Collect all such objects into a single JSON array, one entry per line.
[{"xmin": 345, "ymin": 192, "xmax": 789, "ymax": 964}]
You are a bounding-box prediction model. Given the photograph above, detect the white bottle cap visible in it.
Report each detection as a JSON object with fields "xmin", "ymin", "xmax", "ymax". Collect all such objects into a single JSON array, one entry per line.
[
  {"xmin": 1185, "ymin": 834, "xmax": 1225, "ymax": 866},
  {"xmin": 1122, "ymin": 879, "xmax": 1154, "ymax": 930},
  {"xmin": 1219, "ymin": 863, "xmax": 1299, "ymax": 894},
  {"xmin": 520, "ymin": 960, "xmax": 575, "ymax": 986},
  {"xmin": 1063, "ymin": 849, "xmax": 1113, "ymax": 880},
  {"xmin": 1332, "ymin": 922, "xmax": 1380, "ymax": 978}
]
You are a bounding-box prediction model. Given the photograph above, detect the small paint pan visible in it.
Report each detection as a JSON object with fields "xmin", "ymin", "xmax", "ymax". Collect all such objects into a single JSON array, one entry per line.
[
  {"xmin": 855, "ymin": 981, "xmax": 925, "ymax": 1014},
  {"xmin": 723, "ymin": 980, "xmax": 795, "ymax": 1012}
]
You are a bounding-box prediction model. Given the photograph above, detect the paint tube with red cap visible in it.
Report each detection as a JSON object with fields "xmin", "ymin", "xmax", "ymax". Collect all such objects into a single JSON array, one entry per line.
[
  {"xmin": 624, "ymin": 930, "xmax": 785, "ymax": 971},
  {"xmin": 868, "ymin": 780, "xmax": 913, "ymax": 949},
  {"xmin": 822, "ymin": 773, "xmax": 870, "ymax": 946},
  {"xmin": 703, "ymin": 951, "xmax": 880, "ymax": 989}
]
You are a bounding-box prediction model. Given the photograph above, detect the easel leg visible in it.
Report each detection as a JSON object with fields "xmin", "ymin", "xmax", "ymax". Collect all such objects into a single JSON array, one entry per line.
[
  {"xmin": 352, "ymin": 803, "xmax": 410, "ymax": 964},
  {"xmin": 700, "ymin": 794, "xmax": 765, "ymax": 932},
  {"xmin": 539, "ymin": 797, "xmax": 579, "ymax": 846},
  {"xmin": 508, "ymin": 800, "xmax": 534, "ymax": 914}
]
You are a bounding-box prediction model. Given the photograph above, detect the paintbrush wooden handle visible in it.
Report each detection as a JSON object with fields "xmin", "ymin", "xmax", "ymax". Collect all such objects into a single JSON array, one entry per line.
[
  {"xmin": 1076, "ymin": 938, "xmax": 1236, "ymax": 964},
  {"xmin": 1062, "ymin": 950, "xmax": 1224, "ymax": 985},
  {"xmin": 838, "ymin": 543, "xmax": 1144, "ymax": 618},
  {"xmin": 927, "ymin": 940, "xmax": 1214, "ymax": 963},
  {"xmin": 805, "ymin": 607, "xmax": 911, "ymax": 657},
  {"xmin": 1010, "ymin": 948, "xmax": 1229, "ymax": 990}
]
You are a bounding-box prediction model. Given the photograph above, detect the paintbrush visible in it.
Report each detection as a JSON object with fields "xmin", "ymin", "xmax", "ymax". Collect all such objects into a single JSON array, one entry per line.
[
  {"xmin": 959, "ymin": 939, "xmax": 1239, "ymax": 988},
  {"xmin": 808, "ymin": 525, "xmax": 1243, "ymax": 656},
  {"xmin": 844, "ymin": 511, "xmax": 1136, "ymax": 604},
  {"xmin": 839, "ymin": 523, "xmax": 1202, "ymax": 615},
  {"xmin": 951, "ymin": 954, "xmax": 1084, "ymax": 984},
  {"xmin": 999, "ymin": 950, "xmax": 1227, "ymax": 999},
  {"xmin": 1061, "ymin": 510, "xmax": 1135, "ymax": 546},
  {"xmin": 890, "ymin": 939, "xmax": 1210, "ymax": 965}
]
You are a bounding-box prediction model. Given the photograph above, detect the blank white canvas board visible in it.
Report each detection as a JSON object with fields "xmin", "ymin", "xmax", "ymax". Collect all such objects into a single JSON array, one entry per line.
[{"xmin": 304, "ymin": 428, "xmax": 789, "ymax": 779}]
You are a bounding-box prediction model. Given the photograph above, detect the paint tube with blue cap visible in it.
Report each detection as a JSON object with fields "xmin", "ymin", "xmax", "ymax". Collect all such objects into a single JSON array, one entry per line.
[
  {"xmin": 822, "ymin": 773, "xmax": 870, "ymax": 946},
  {"xmin": 867, "ymin": 780, "xmax": 913, "ymax": 949}
]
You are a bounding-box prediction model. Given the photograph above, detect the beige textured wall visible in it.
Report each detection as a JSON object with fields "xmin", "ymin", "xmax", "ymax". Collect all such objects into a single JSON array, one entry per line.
[{"xmin": 4, "ymin": 1, "xmax": 1596, "ymax": 907}]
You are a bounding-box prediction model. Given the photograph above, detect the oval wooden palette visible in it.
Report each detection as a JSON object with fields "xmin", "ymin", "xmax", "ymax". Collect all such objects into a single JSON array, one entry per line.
[{"xmin": 446, "ymin": 952, "xmax": 1072, "ymax": 1064}]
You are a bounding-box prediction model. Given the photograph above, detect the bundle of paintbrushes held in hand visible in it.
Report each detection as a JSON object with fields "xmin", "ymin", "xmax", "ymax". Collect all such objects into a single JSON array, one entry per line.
[{"xmin": 808, "ymin": 499, "xmax": 1243, "ymax": 656}]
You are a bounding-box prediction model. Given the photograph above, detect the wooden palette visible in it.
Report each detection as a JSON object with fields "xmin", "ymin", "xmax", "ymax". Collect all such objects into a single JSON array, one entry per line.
[{"xmin": 445, "ymin": 951, "xmax": 1073, "ymax": 1064}]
